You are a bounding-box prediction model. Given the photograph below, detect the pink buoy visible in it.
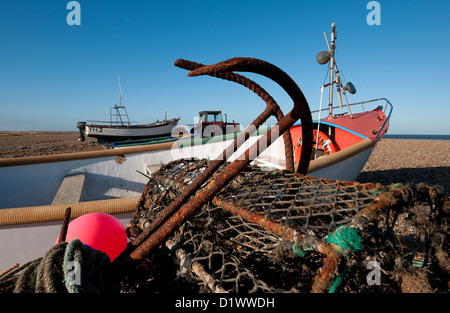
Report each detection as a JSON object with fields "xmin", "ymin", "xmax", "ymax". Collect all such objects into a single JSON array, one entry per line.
[{"xmin": 58, "ymin": 213, "xmax": 127, "ymax": 261}]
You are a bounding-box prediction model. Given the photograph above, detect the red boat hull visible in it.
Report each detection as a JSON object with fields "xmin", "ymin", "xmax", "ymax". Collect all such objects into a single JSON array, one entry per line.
[{"xmin": 289, "ymin": 106, "xmax": 389, "ymax": 164}]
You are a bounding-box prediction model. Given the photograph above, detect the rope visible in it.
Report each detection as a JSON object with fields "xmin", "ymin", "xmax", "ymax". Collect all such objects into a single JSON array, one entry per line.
[
  {"xmin": 292, "ymin": 243, "xmax": 313, "ymax": 258},
  {"xmin": 326, "ymin": 225, "xmax": 362, "ymax": 256},
  {"xmin": 314, "ymin": 85, "xmax": 325, "ymax": 159},
  {"xmin": 328, "ymin": 265, "xmax": 347, "ymax": 293},
  {"xmin": 0, "ymin": 239, "xmax": 111, "ymax": 293},
  {"xmin": 292, "ymin": 243, "xmax": 306, "ymax": 257}
]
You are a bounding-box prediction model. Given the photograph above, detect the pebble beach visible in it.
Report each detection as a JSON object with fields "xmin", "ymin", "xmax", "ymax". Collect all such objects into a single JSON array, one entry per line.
[
  {"xmin": 0, "ymin": 131, "xmax": 102, "ymax": 158},
  {"xmin": 356, "ymin": 138, "xmax": 449, "ymax": 194},
  {"xmin": 0, "ymin": 131, "xmax": 448, "ymax": 194}
]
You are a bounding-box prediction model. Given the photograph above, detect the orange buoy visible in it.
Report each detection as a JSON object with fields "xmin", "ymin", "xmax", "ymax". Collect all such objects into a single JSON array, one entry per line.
[{"xmin": 290, "ymin": 125, "xmax": 337, "ymax": 163}]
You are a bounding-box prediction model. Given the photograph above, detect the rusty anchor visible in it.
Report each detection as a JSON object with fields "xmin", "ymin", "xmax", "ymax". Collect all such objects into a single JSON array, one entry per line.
[{"xmin": 116, "ymin": 57, "xmax": 313, "ymax": 268}]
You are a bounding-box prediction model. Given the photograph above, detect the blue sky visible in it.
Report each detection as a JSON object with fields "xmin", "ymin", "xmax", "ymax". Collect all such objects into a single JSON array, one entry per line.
[{"xmin": 0, "ymin": 0, "xmax": 449, "ymax": 134}]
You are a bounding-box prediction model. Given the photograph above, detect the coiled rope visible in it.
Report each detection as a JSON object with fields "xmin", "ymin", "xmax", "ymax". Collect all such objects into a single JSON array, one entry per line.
[
  {"xmin": 327, "ymin": 225, "xmax": 363, "ymax": 255},
  {"xmin": 0, "ymin": 239, "xmax": 111, "ymax": 293}
]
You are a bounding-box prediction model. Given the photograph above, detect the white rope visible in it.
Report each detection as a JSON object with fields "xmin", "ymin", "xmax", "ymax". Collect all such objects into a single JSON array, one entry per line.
[{"xmin": 314, "ymin": 85, "xmax": 325, "ymax": 159}]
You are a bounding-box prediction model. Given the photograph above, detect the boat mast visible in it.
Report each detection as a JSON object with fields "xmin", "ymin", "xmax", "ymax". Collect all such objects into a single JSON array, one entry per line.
[
  {"xmin": 317, "ymin": 23, "xmax": 357, "ymax": 119},
  {"xmin": 118, "ymin": 73, "xmax": 123, "ymax": 107},
  {"xmin": 110, "ymin": 74, "xmax": 131, "ymax": 126},
  {"xmin": 116, "ymin": 74, "xmax": 125, "ymax": 126},
  {"xmin": 328, "ymin": 23, "xmax": 336, "ymax": 116}
]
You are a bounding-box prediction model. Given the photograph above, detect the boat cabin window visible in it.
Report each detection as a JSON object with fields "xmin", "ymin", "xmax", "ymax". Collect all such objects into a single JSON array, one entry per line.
[{"xmin": 201, "ymin": 112, "xmax": 223, "ymax": 123}]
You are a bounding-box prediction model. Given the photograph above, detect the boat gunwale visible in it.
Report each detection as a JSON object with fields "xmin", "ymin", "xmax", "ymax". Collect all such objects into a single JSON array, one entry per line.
[
  {"xmin": 0, "ymin": 196, "xmax": 139, "ymax": 226},
  {"xmin": 306, "ymin": 138, "xmax": 374, "ymax": 174},
  {"xmin": 0, "ymin": 141, "xmax": 177, "ymax": 168},
  {"xmin": 0, "ymin": 127, "xmax": 270, "ymax": 168},
  {"xmin": 0, "ymin": 139, "xmax": 375, "ymax": 226},
  {"xmin": 85, "ymin": 117, "xmax": 180, "ymax": 129}
]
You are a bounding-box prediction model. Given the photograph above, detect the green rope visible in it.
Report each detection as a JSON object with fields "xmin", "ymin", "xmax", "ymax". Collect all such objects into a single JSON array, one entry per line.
[
  {"xmin": 1, "ymin": 239, "xmax": 111, "ymax": 293},
  {"xmin": 412, "ymin": 259, "xmax": 432, "ymax": 268},
  {"xmin": 292, "ymin": 243, "xmax": 305, "ymax": 257},
  {"xmin": 292, "ymin": 243, "xmax": 313, "ymax": 258},
  {"xmin": 328, "ymin": 266, "xmax": 347, "ymax": 293},
  {"xmin": 327, "ymin": 225, "xmax": 363, "ymax": 255},
  {"xmin": 388, "ymin": 183, "xmax": 403, "ymax": 190}
]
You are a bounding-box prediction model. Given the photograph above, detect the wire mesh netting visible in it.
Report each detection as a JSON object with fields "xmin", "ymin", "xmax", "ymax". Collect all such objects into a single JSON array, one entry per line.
[{"xmin": 123, "ymin": 159, "xmax": 449, "ymax": 293}]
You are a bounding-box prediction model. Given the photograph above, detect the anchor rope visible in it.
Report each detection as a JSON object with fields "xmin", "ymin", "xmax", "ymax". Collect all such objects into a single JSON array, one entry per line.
[{"xmin": 0, "ymin": 239, "xmax": 111, "ymax": 293}]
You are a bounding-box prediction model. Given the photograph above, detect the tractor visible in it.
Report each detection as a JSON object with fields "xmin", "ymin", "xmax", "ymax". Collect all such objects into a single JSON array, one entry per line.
[{"xmin": 191, "ymin": 111, "xmax": 240, "ymax": 138}]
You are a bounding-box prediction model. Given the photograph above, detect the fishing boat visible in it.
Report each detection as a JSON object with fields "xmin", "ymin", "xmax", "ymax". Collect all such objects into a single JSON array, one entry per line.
[
  {"xmin": 116, "ymin": 22, "xmax": 393, "ymax": 182},
  {"xmin": 284, "ymin": 22, "xmax": 393, "ymax": 180},
  {"xmin": 0, "ymin": 23, "xmax": 392, "ymax": 269},
  {"xmin": 77, "ymin": 76, "xmax": 180, "ymax": 143}
]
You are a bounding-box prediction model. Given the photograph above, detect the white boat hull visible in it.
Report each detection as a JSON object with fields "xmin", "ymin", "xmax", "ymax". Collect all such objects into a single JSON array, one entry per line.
[
  {"xmin": 253, "ymin": 136, "xmax": 375, "ymax": 182},
  {"xmin": 308, "ymin": 146, "xmax": 373, "ymax": 181},
  {"xmin": 0, "ymin": 134, "xmax": 376, "ymax": 270},
  {"xmin": 0, "ymin": 135, "xmax": 273, "ymax": 209},
  {"xmin": 0, "ymin": 134, "xmax": 377, "ymax": 210},
  {"xmin": 84, "ymin": 118, "xmax": 179, "ymax": 142}
]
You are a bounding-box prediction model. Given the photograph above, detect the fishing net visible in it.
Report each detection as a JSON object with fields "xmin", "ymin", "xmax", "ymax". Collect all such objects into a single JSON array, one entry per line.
[{"xmin": 123, "ymin": 159, "xmax": 449, "ymax": 293}]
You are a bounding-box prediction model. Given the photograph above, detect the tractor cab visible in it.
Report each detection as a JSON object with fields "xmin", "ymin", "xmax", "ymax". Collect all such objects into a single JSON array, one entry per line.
[{"xmin": 193, "ymin": 110, "xmax": 240, "ymax": 137}]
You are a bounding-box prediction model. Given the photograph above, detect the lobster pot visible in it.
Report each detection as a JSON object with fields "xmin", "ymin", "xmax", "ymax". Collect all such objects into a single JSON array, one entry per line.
[{"xmin": 125, "ymin": 159, "xmax": 449, "ymax": 293}]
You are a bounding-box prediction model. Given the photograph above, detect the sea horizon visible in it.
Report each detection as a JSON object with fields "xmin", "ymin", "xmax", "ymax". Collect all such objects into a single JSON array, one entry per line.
[{"xmin": 383, "ymin": 134, "xmax": 450, "ymax": 140}]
